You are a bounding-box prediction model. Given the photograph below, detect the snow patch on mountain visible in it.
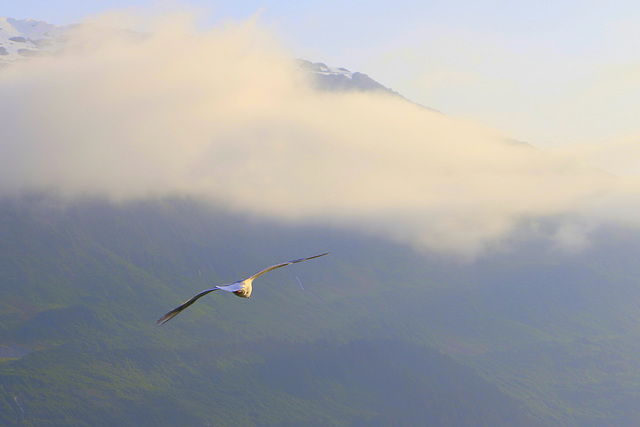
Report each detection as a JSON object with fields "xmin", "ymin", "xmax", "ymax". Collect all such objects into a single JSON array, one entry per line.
[
  {"xmin": 299, "ymin": 60, "xmax": 355, "ymax": 79},
  {"xmin": 0, "ymin": 17, "xmax": 74, "ymax": 66}
]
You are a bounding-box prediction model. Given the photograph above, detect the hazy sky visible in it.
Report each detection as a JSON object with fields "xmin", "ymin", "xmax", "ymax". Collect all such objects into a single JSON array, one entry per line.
[{"xmin": 5, "ymin": 1, "xmax": 640, "ymax": 151}]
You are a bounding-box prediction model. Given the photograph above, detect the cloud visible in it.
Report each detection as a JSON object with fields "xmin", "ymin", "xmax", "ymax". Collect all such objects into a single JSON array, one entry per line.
[
  {"xmin": 0, "ymin": 13, "xmax": 635, "ymax": 255},
  {"xmin": 557, "ymin": 133, "xmax": 640, "ymax": 176}
]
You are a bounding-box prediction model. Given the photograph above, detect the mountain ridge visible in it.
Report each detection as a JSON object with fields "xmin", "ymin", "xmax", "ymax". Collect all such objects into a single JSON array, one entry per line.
[{"xmin": 0, "ymin": 17, "xmax": 403, "ymax": 98}]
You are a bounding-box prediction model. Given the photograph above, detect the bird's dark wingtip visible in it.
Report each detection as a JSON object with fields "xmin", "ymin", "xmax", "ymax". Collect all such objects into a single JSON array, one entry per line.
[{"xmin": 156, "ymin": 308, "xmax": 182, "ymax": 325}]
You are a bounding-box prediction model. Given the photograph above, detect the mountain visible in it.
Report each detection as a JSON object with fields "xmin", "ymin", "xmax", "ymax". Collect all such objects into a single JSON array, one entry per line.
[
  {"xmin": 0, "ymin": 194, "xmax": 540, "ymax": 426},
  {"xmin": 0, "ymin": 17, "xmax": 404, "ymax": 99},
  {"xmin": 2, "ymin": 194, "xmax": 640, "ymax": 425},
  {"xmin": 298, "ymin": 59, "xmax": 400, "ymax": 95},
  {"xmin": 3, "ymin": 16, "xmax": 640, "ymax": 427}
]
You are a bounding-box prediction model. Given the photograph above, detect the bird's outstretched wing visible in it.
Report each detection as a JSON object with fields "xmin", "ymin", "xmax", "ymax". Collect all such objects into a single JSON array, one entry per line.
[
  {"xmin": 157, "ymin": 252, "xmax": 329, "ymax": 325},
  {"xmin": 247, "ymin": 252, "xmax": 329, "ymax": 281},
  {"xmin": 156, "ymin": 288, "xmax": 219, "ymax": 325}
]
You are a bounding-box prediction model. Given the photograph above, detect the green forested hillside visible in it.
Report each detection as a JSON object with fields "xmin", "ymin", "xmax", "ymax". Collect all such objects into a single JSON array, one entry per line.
[
  {"xmin": 0, "ymin": 194, "xmax": 540, "ymax": 426},
  {"xmin": 3, "ymin": 194, "xmax": 640, "ymax": 425}
]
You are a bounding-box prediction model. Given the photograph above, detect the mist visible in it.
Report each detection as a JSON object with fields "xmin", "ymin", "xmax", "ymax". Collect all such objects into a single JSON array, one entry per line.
[{"xmin": 0, "ymin": 13, "xmax": 635, "ymax": 254}]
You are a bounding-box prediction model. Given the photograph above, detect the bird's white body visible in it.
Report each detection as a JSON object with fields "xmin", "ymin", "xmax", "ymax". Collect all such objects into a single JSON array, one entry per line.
[
  {"xmin": 157, "ymin": 253, "xmax": 328, "ymax": 325},
  {"xmin": 217, "ymin": 279, "xmax": 253, "ymax": 298}
]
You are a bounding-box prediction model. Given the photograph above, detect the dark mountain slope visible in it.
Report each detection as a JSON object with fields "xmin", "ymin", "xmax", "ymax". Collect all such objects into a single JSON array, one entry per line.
[{"xmin": 0, "ymin": 194, "xmax": 539, "ymax": 426}]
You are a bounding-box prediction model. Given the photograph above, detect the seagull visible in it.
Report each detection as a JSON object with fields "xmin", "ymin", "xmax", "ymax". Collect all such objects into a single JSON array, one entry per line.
[{"xmin": 157, "ymin": 252, "xmax": 329, "ymax": 325}]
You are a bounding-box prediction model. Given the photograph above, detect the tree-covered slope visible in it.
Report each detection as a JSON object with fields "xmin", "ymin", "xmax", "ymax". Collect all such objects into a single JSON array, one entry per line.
[
  {"xmin": 0, "ymin": 194, "xmax": 539, "ymax": 426},
  {"xmin": 3, "ymin": 193, "xmax": 640, "ymax": 425}
]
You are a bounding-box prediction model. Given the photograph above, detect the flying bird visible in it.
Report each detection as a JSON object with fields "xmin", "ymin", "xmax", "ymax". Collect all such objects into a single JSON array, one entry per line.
[{"xmin": 157, "ymin": 252, "xmax": 329, "ymax": 325}]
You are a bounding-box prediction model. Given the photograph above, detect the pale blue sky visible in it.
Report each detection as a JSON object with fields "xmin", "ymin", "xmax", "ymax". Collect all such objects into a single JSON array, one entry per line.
[{"xmin": 5, "ymin": 1, "xmax": 640, "ymax": 151}]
